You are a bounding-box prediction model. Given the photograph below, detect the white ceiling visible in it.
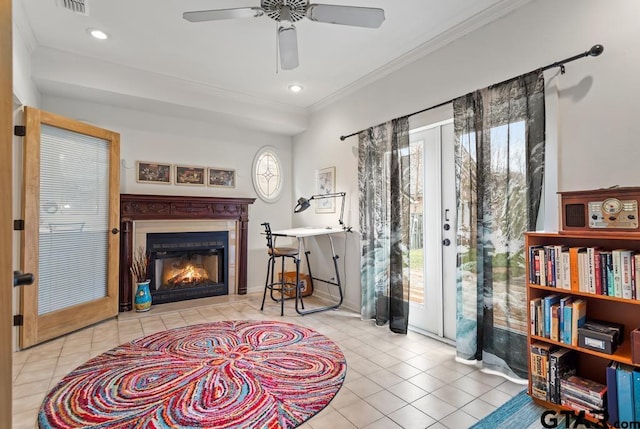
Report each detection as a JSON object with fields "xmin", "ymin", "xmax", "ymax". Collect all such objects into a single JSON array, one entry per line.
[{"xmin": 16, "ymin": 0, "xmax": 530, "ymax": 134}]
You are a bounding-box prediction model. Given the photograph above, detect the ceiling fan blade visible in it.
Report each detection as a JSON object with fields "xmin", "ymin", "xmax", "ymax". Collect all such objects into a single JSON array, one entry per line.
[
  {"xmin": 306, "ymin": 4, "xmax": 385, "ymax": 28},
  {"xmin": 183, "ymin": 7, "xmax": 264, "ymax": 23},
  {"xmin": 278, "ymin": 26, "xmax": 299, "ymax": 70}
]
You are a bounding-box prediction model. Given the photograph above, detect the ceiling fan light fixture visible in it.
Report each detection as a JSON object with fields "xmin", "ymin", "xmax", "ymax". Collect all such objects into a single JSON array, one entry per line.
[{"xmin": 278, "ymin": 25, "xmax": 299, "ymax": 70}]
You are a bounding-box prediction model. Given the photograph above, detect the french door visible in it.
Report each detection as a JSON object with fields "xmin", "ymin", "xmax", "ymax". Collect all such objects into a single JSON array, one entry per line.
[
  {"xmin": 407, "ymin": 120, "xmax": 456, "ymax": 341},
  {"xmin": 21, "ymin": 107, "xmax": 120, "ymax": 348}
]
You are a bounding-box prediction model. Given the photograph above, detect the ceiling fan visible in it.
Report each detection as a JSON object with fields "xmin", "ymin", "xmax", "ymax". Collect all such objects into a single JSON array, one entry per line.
[{"xmin": 183, "ymin": 0, "xmax": 385, "ymax": 70}]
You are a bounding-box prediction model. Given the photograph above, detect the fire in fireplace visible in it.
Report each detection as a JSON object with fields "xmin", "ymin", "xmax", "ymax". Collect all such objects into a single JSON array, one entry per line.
[{"xmin": 146, "ymin": 231, "xmax": 228, "ymax": 304}]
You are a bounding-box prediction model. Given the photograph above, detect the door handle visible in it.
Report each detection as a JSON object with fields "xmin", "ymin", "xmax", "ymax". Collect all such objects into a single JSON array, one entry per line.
[
  {"xmin": 111, "ymin": 228, "xmax": 120, "ymax": 234},
  {"xmin": 14, "ymin": 271, "xmax": 34, "ymax": 287},
  {"xmin": 442, "ymin": 239, "xmax": 451, "ymax": 246}
]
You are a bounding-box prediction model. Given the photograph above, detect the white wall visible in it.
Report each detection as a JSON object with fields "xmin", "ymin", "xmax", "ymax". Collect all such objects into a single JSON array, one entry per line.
[
  {"xmin": 293, "ymin": 0, "xmax": 640, "ymax": 311},
  {"xmin": 41, "ymin": 95, "xmax": 294, "ymax": 292},
  {"xmin": 12, "ymin": 4, "xmax": 39, "ymax": 108}
]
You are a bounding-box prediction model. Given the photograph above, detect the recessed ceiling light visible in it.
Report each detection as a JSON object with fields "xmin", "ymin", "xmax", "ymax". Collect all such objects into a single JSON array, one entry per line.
[
  {"xmin": 87, "ymin": 28, "xmax": 109, "ymax": 40},
  {"xmin": 288, "ymin": 84, "xmax": 303, "ymax": 93}
]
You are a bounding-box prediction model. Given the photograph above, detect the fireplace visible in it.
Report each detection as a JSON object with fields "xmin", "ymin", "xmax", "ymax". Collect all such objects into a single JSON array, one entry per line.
[
  {"xmin": 146, "ymin": 231, "xmax": 228, "ymax": 304},
  {"xmin": 119, "ymin": 194, "xmax": 255, "ymax": 312}
]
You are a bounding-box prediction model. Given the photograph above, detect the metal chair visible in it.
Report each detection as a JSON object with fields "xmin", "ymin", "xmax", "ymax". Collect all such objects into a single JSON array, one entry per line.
[{"xmin": 261, "ymin": 222, "xmax": 304, "ymax": 316}]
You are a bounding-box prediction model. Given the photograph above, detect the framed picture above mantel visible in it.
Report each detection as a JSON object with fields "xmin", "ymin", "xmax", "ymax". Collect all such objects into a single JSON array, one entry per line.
[
  {"xmin": 175, "ymin": 165, "xmax": 206, "ymax": 186},
  {"xmin": 136, "ymin": 161, "xmax": 172, "ymax": 184},
  {"xmin": 208, "ymin": 167, "xmax": 236, "ymax": 188}
]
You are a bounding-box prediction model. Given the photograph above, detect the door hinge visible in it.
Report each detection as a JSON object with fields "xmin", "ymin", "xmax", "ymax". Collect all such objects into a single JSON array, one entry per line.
[
  {"xmin": 13, "ymin": 315, "xmax": 23, "ymax": 326},
  {"xmin": 14, "ymin": 125, "xmax": 26, "ymax": 137},
  {"xmin": 13, "ymin": 219, "xmax": 25, "ymax": 231}
]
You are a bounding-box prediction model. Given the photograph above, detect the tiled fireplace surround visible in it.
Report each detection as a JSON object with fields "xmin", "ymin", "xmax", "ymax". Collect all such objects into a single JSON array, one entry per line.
[{"xmin": 118, "ymin": 194, "xmax": 255, "ymax": 312}]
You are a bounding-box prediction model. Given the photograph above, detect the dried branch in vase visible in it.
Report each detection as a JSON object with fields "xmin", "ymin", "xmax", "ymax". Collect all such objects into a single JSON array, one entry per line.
[{"xmin": 130, "ymin": 246, "xmax": 149, "ymax": 283}]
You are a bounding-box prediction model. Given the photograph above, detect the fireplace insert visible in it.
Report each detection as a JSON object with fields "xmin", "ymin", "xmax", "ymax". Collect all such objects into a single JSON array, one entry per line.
[{"xmin": 146, "ymin": 231, "xmax": 228, "ymax": 304}]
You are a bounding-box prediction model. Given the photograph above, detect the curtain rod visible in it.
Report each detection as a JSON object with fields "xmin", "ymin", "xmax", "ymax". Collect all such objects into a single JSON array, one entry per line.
[{"xmin": 339, "ymin": 44, "xmax": 604, "ymax": 141}]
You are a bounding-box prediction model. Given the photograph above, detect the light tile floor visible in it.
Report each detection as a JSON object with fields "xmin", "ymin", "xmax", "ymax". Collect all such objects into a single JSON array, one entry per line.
[{"xmin": 12, "ymin": 293, "xmax": 526, "ymax": 429}]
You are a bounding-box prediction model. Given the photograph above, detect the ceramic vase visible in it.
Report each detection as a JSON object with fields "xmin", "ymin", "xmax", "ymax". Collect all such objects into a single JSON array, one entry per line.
[{"xmin": 134, "ymin": 280, "xmax": 152, "ymax": 312}]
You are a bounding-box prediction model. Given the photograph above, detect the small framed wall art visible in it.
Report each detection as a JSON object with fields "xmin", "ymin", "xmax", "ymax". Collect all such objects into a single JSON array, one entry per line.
[
  {"xmin": 316, "ymin": 166, "xmax": 336, "ymax": 213},
  {"xmin": 175, "ymin": 165, "xmax": 206, "ymax": 186},
  {"xmin": 208, "ymin": 167, "xmax": 236, "ymax": 188},
  {"xmin": 136, "ymin": 161, "xmax": 172, "ymax": 184}
]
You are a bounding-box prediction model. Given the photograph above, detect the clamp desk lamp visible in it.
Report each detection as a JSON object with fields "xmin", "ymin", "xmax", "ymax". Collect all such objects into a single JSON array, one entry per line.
[{"xmin": 294, "ymin": 192, "xmax": 351, "ymax": 232}]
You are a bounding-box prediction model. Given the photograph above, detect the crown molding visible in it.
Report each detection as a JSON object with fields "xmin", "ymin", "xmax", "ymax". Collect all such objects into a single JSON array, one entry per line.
[{"xmin": 309, "ymin": 0, "xmax": 534, "ymax": 113}]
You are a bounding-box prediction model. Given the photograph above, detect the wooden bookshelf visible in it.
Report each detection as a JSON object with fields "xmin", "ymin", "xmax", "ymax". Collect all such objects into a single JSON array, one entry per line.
[{"xmin": 526, "ymin": 231, "xmax": 640, "ymax": 426}]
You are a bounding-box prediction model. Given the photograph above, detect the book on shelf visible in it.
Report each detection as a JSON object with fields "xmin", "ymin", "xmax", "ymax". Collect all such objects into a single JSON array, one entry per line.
[
  {"xmin": 543, "ymin": 294, "xmax": 561, "ymax": 338},
  {"xmin": 548, "ymin": 347, "xmax": 577, "ymax": 404},
  {"xmin": 616, "ymin": 363, "xmax": 635, "ymax": 423},
  {"xmin": 586, "ymin": 247, "xmax": 599, "ymax": 294},
  {"xmin": 633, "ymin": 252, "xmax": 640, "ymax": 299},
  {"xmin": 530, "ymin": 342, "xmax": 558, "ymax": 401},
  {"xmin": 550, "ymin": 304, "xmax": 560, "ymax": 341},
  {"xmin": 612, "ymin": 249, "xmax": 623, "ymax": 298},
  {"xmin": 562, "ymin": 302, "xmax": 573, "ymax": 345},
  {"xmin": 560, "ymin": 375, "xmax": 607, "ymax": 404},
  {"xmin": 569, "ymin": 247, "xmax": 585, "ymax": 292},
  {"xmin": 534, "ymin": 243, "xmax": 640, "ymax": 298},
  {"xmin": 578, "ymin": 249, "xmax": 588, "ymax": 292},
  {"xmin": 633, "ymin": 368, "xmax": 640, "ymax": 425},
  {"xmin": 560, "ymin": 397, "xmax": 606, "ymax": 421},
  {"xmin": 549, "ymin": 245, "xmax": 568, "ymax": 287},
  {"xmin": 620, "ymin": 250, "xmax": 635, "ymax": 299},
  {"xmin": 558, "ymin": 296, "xmax": 573, "ymax": 344},
  {"xmin": 529, "ymin": 245, "xmax": 544, "ymax": 284},
  {"xmin": 560, "ymin": 374, "xmax": 607, "ymax": 421},
  {"xmin": 631, "ymin": 328, "xmax": 640, "ymax": 365},
  {"xmin": 539, "ymin": 248, "xmax": 547, "ymax": 286},
  {"xmin": 545, "ymin": 245, "xmax": 555, "ymax": 287},
  {"xmin": 606, "ymin": 361, "xmax": 619, "ymax": 427},
  {"xmin": 600, "ymin": 250, "xmax": 611, "ymax": 296},
  {"xmin": 530, "ymin": 298, "xmax": 542, "ymax": 336},
  {"xmin": 603, "ymin": 250, "xmax": 615, "ymax": 297},
  {"xmin": 571, "ymin": 299, "xmax": 587, "ymax": 347},
  {"xmin": 560, "ymin": 247, "xmax": 571, "ymax": 289}
]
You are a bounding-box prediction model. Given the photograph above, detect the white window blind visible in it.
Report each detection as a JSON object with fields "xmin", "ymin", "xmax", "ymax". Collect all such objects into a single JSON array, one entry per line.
[{"xmin": 38, "ymin": 124, "xmax": 110, "ymax": 315}]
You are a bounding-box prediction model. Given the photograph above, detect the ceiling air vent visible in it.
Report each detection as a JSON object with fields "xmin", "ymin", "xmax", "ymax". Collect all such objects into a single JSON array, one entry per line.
[{"xmin": 56, "ymin": 0, "xmax": 89, "ymax": 16}]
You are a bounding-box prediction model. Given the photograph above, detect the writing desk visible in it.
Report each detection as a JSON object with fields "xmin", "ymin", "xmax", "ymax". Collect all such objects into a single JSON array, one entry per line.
[{"xmin": 271, "ymin": 227, "xmax": 345, "ymax": 315}]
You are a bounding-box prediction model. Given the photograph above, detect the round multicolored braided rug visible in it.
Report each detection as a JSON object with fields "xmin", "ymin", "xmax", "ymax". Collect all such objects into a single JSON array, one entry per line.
[{"xmin": 38, "ymin": 320, "xmax": 346, "ymax": 429}]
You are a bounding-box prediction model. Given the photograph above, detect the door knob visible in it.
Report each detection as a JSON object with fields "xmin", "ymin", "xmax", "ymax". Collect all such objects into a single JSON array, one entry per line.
[
  {"xmin": 111, "ymin": 228, "xmax": 120, "ymax": 234},
  {"xmin": 442, "ymin": 239, "xmax": 451, "ymax": 246},
  {"xmin": 443, "ymin": 223, "xmax": 450, "ymax": 231},
  {"xmin": 14, "ymin": 270, "xmax": 34, "ymax": 287}
]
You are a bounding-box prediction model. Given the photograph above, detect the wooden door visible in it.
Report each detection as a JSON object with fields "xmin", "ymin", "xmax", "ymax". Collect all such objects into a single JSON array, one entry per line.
[
  {"xmin": 21, "ymin": 107, "xmax": 120, "ymax": 348},
  {"xmin": 1, "ymin": 0, "xmax": 13, "ymax": 425}
]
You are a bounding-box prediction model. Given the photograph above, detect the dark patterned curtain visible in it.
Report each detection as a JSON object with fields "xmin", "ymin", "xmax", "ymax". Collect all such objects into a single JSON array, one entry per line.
[
  {"xmin": 454, "ymin": 70, "xmax": 545, "ymax": 379},
  {"xmin": 358, "ymin": 117, "xmax": 411, "ymax": 334}
]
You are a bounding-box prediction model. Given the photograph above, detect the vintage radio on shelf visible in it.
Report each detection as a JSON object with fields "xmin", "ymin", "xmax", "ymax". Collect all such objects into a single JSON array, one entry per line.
[{"xmin": 559, "ymin": 187, "xmax": 640, "ymax": 234}]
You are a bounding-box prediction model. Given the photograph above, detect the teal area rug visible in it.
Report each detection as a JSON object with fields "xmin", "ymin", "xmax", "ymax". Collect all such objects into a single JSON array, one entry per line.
[{"xmin": 471, "ymin": 390, "xmax": 560, "ymax": 429}]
